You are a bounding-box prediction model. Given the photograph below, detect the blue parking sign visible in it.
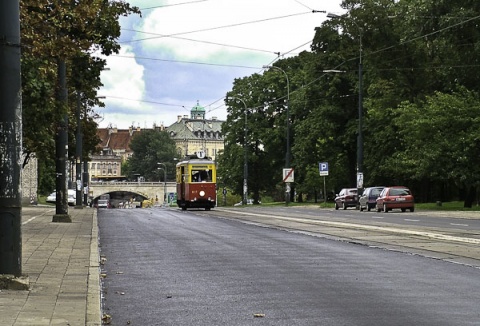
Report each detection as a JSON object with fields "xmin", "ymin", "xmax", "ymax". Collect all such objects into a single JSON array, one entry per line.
[{"xmin": 319, "ymin": 162, "xmax": 329, "ymax": 176}]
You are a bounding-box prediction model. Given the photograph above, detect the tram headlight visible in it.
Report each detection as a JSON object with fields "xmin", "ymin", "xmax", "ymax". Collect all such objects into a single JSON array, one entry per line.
[{"xmin": 199, "ymin": 190, "xmax": 205, "ymax": 197}]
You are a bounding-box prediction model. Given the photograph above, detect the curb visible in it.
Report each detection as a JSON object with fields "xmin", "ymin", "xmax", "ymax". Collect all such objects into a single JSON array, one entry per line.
[{"xmin": 86, "ymin": 209, "xmax": 102, "ymax": 326}]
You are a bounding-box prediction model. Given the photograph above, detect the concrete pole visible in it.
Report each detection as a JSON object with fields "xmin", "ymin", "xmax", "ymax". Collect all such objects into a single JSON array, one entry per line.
[
  {"xmin": 75, "ymin": 92, "xmax": 83, "ymax": 208},
  {"xmin": 53, "ymin": 59, "xmax": 71, "ymax": 222},
  {"xmin": 0, "ymin": 0, "xmax": 22, "ymax": 276},
  {"xmin": 83, "ymin": 160, "xmax": 89, "ymax": 206}
]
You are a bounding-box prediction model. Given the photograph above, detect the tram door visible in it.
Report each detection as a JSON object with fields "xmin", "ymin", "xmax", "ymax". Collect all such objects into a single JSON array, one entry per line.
[{"xmin": 181, "ymin": 166, "xmax": 186, "ymax": 200}]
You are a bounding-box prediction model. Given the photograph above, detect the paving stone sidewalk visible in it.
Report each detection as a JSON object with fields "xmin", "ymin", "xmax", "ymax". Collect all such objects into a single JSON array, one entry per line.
[{"xmin": 0, "ymin": 206, "xmax": 101, "ymax": 326}]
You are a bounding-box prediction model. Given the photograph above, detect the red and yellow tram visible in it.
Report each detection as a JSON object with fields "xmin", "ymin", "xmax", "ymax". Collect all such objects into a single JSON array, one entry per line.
[{"xmin": 176, "ymin": 155, "xmax": 216, "ymax": 210}]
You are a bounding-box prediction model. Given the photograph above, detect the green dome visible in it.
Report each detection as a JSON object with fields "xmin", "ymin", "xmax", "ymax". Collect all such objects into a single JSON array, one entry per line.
[
  {"xmin": 190, "ymin": 100, "xmax": 206, "ymax": 119},
  {"xmin": 191, "ymin": 100, "xmax": 205, "ymax": 112}
]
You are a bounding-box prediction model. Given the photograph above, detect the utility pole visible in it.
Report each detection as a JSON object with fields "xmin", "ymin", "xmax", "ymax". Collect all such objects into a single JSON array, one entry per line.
[
  {"xmin": 0, "ymin": 0, "xmax": 22, "ymax": 276},
  {"xmin": 52, "ymin": 58, "xmax": 71, "ymax": 222},
  {"xmin": 75, "ymin": 92, "xmax": 83, "ymax": 209},
  {"xmin": 83, "ymin": 160, "xmax": 89, "ymax": 206}
]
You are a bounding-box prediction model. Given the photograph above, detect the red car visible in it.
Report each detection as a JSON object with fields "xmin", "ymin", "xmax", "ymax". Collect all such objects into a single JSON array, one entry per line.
[
  {"xmin": 334, "ymin": 188, "xmax": 358, "ymax": 210},
  {"xmin": 376, "ymin": 186, "xmax": 414, "ymax": 213}
]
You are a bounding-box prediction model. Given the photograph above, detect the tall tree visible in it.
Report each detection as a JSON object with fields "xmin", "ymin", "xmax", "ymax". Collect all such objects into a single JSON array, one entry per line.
[
  {"xmin": 393, "ymin": 88, "xmax": 480, "ymax": 206},
  {"xmin": 124, "ymin": 130, "xmax": 178, "ymax": 182},
  {"xmin": 220, "ymin": 73, "xmax": 281, "ymax": 202},
  {"xmin": 20, "ymin": 0, "xmax": 140, "ymax": 192}
]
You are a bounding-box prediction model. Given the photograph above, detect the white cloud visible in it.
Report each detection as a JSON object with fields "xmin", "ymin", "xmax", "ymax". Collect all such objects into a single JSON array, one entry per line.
[
  {"xmin": 94, "ymin": 0, "xmax": 344, "ymax": 129},
  {"xmin": 139, "ymin": 0, "xmax": 327, "ymax": 61},
  {"xmin": 99, "ymin": 46, "xmax": 145, "ymax": 110}
]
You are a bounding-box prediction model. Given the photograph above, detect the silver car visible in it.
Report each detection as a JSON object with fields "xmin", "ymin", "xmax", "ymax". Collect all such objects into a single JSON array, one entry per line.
[
  {"xmin": 46, "ymin": 190, "xmax": 76, "ymax": 206},
  {"xmin": 97, "ymin": 199, "xmax": 110, "ymax": 208},
  {"xmin": 359, "ymin": 186, "xmax": 385, "ymax": 211}
]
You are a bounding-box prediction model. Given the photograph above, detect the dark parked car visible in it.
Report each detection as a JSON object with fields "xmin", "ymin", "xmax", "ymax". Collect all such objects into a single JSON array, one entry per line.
[
  {"xmin": 376, "ymin": 186, "xmax": 414, "ymax": 213},
  {"xmin": 359, "ymin": 186, "xmax": 385, "ymax": 211},
  {"xmin": 334, "ymin": 188, "xmax": 358, "ymax": 210}
]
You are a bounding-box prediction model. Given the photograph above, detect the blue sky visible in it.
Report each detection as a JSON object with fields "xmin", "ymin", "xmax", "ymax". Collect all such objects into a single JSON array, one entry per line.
[{"xmin": 94, "ymin": 0, "xmax": 344, "ymax": 129}]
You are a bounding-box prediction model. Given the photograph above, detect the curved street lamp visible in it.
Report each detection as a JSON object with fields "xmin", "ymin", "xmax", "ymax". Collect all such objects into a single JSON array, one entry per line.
[
  {"xmin": 263, "ymin": 65, "xmax": 291, "ymax": 205},
  {"xmin": 227, "ymin": 96, "xmax": 248, "ymax": 205},
  {"xmin": 327, "ymin": 12, "xmax": 364, "ymax": 198}
]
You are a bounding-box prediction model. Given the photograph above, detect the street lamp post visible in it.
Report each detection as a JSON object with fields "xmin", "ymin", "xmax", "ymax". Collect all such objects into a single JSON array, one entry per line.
[
  {"xmin": 75, "ymin": 91, "xmax": 83, "ymax": 209},
  {"xmin": 263, "ymin": 65, "xmax": 291, "ymax": 205},
  {"xmin": 82, "ymin": 95, "xmax": 105, "ymax": 207},
  {"xmin": 327, "ymin": 12, "xmax": 364, "ymax": 199},
  {"xmin": 228, "ymin": 96, "xmax": 248, "ymax": 205},
  {"xmin": 157, "ymin": 163, "xmax": 167, "ymax": 206}
]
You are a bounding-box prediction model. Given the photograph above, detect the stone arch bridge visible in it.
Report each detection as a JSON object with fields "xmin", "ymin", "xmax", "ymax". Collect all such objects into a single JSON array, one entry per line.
[{"xmin": 90, "ymin": 181, "xmax": 176, "ymax": 207}]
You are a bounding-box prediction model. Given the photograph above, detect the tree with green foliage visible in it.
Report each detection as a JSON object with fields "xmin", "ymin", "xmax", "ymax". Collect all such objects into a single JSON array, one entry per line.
[
  {"xmin": 220, "ymin": 0, "xmax": 480, "ymax": 205},
  {"xmin": 392, "ymin": 88, "xmax": 480, "ymax": 207},
  {"xmin": 20, "ymin": 0, "xmax": 140, "ymax": 194},
  {"xmin": 123, "ymin": 130, "xmax": 178, "ymax": 182}
]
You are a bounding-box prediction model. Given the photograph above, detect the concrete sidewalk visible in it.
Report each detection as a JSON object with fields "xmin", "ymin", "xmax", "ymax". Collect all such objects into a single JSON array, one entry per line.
[{"xmin": 0, "ymin": 206, "xmax": 101, "ymax": 326}]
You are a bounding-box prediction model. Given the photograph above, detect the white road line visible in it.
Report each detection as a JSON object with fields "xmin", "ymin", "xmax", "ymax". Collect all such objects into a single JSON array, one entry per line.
[
  {"xmin": 218, "ymin": 209, "xmax": 480, "ymax": 245},
  {"xmin": 23, "ymin": 216, "xmax": 38, "ymax": 225},
  {"xmin": 450, "ymin": 223, "xmax": 469, "ymax": 227},
  {"xmin": 371, "ymin": 216, "xmax": 384, "ymax": 219},
  {"xmin": 22, "ymin": 209, "xmax": 54, "ymax": 225},
  {"xmin": 404, "ymin": 219, "xmax": 420, "ymax": 222}
]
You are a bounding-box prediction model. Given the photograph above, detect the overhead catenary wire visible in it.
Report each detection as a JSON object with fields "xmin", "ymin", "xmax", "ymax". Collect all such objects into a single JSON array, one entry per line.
[
  {"xmin": 121, "ymin": 11, "xmax": 320, "ymax": 44},
  {"xmin": 98, "ymin": 5, "xmax": 480, "ymax": 126},
  {"xmin": 139, "ymin": 0, "xmax": 210, "ymax": 11}
]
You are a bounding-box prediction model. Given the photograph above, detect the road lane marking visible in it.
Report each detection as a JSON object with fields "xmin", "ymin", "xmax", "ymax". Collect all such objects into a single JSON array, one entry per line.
[
  {"xmin": 23, "ymin": 216, "xmax": 38, "ymax": 225},
  {"xmin": 22, "ymin": 208, "xmax": 55, "ymax": 225},
  {"xmin": 217, "ymin": 209, "xmax": 480, "ymax": 245},
  {"xmin": 450, "ymin": 223, "xmax": 469, "ymax": 227},
  {"xmin": 404, "ymin": 219, "xmax": 420, "ymax": 222}
]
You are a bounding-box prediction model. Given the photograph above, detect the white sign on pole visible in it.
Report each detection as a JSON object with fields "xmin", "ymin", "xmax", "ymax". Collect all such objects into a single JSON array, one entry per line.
[
  {"xmin": 319, "ymin": 162, "xmax": 329, "ymax": 176},
  {"xmin": 283, "ymin": 168, "xmax": 294, "ymax": 183},
  {"xmin": 357, "ymin": 172, "xmax": 364, "ymax": 189}
]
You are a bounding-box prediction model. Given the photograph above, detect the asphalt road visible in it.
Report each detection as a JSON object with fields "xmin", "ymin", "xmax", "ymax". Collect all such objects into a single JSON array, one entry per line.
[
  {"xmin": 98, "ymin": 207, "xmax": 480, "ymax": 326},
  {"xmin": 210, "ymin": 206, "xmax": 480, "ymax": 267}
]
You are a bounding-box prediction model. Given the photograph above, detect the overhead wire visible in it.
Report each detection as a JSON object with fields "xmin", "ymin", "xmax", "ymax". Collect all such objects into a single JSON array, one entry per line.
[
  {"xmin": 110, "ymin": 54, "xmax": 261, "ymax": 70},
  {"xmin": 121, "ymin": 29, "xmax": 281, "ymax": 55},
  {"xmin": 139, "ymin": 0, "xmax": 209, "ymax": 11},
  {"xmin": 102, "ymin": 4, "xmax": 480, "ymax": 121},
  {"xmin": 260, "ymin": 12, "xmax": 480, "ymax": 108},
  {"xmin": 121, "ymin": 11, "xmax": 318, "ymax": 43}
]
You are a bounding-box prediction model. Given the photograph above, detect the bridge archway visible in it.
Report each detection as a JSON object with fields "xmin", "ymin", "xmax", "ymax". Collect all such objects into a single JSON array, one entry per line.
[{"xmin": 93, "ymin": 190, "xmax": 148, "ymax": 208}]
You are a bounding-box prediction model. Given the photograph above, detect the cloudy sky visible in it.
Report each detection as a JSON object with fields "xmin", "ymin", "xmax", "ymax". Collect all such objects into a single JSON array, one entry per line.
[{"xmin": 95, "ymin": 0, "xmax": 344, "ymax": 129}]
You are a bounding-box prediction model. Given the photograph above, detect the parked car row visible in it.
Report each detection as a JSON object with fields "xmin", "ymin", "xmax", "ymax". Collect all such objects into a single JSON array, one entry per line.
[
  {"xmin": 46, "ymin": 189, "xmax": 77, "ymax": 206},
  {"xmin": 335, "ymin": 186, "xmax": 415, "ymax": 213}
]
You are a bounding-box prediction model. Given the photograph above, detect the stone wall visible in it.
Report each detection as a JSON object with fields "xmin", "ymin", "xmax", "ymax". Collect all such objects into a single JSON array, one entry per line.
[{"xmin": 21, "ymin": 155, "xmax": 38, "ymax": 205}]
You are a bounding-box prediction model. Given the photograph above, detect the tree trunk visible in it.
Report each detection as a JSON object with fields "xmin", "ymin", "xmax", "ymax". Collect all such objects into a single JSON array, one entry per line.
[{"xmin": 463, "ymin": 185, "xmax": 476, "ymax": 208}]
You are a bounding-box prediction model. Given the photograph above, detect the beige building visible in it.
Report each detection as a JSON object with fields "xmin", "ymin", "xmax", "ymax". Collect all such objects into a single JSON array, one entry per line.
[
  {"xmin": 91, "ymin": 102, "xmax": 224, "ymax": 181},
  {"xmin": 166, "ymin": 101, "xmax": 224, "ymax": 161},
  {"xmin": 90, "ymin": 126, "xmax": 141, "ymax": 181}
]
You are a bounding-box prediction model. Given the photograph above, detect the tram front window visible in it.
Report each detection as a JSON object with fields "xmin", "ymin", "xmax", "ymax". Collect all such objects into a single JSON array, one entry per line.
[{"xmin": 192, "ymin": 169, "xmax": 212, "ymax": 182}]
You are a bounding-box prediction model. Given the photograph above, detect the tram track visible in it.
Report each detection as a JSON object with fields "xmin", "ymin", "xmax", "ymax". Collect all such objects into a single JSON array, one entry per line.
[{"xmin": 201, "ymin": 207, "xmax": 480, "ymax": 268}]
